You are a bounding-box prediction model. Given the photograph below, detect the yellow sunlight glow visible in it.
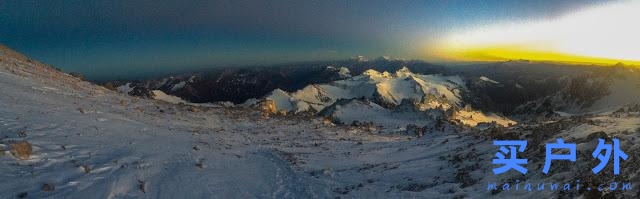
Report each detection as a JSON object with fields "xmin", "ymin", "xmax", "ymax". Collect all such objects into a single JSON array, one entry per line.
[{"xmin": 439, "ymin": 1, "xmax": 640, "ymax": 65}]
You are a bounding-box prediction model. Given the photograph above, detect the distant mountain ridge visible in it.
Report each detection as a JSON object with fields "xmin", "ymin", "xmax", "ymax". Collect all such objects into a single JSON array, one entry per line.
[
  {"xmin": 107, "ymin": 57, "xmax": 447, "ymax": 104},
  {"xmin": 515, "ymin": 63, "xmax": 640, "ymax": 115},
  {"xmin": 103, "ymin": 54, "xmax": 640, "ymax": 120}
]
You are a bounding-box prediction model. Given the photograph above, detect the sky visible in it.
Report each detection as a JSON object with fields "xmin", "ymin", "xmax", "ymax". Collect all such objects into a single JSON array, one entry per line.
[{"xmin": 0, "ymin": 0, "xmax": 630, "ymax": 80}]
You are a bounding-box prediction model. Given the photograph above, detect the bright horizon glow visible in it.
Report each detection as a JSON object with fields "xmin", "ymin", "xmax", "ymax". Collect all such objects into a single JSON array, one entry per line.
[{"xmin": 437, "ymin": 0, "xmax": 640, "ymax": 65}]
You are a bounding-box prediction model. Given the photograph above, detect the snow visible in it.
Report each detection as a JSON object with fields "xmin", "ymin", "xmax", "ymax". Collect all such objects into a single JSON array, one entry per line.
[
  {"xmin": 267, "ymin": 67, "xmax": 465, "ymax": 113},
  {"xmin": 452, "ymin": 109, "xmax": 515, "ymax": 127},
  {"xmin": 116, "ymin": 83, "xmax": 134, "ymax": 94},
  {"xmin": 352, "ymin": 55, "xmax": 368, "ymax": 62},
  {"xmin": 3, "ymin": 45, "xmax": 639, "ymax": 198},
  {"xmin": 584, "ymin": 72, "xmax": 640, "ymax": 113},
  {"xmin": 479, "ymin": 76, "xmax": 500, "ymax": 84},
  {"xmin": 266, "ymin": 89, "xmax": 295, "ymax": 112},
  {"xmin": 338, "ymin": 67, "xmax": 351, "ymax": 78},
  {"xmin": 324, "ymin": 99, "xmax": 435, "ymax": 129},
  {"xmin": 0, "ymin": 55, "xmax": 478, "ymax": 197},
  {"xmin": 169, "ymin": 81, "xmax": 186, "ymax": 92},
  {"xmin": 240, "ymin": 98, "xmax": 260, "ymax": 107},
  {"xmin": 151, "ymin": 90, "xmax": 187, "ymax": 104},
  {"xmin": 0, "ymin": 48, "xmax": 337, "ymax": 198},
  {"xmin": 326, "ymin": 66, "xmax": 351, "ymax": 78},
  {"xmin": 519, "ymin": 67, "xmax": 640, "ymax": 115},
  {"xmin": 263, "ymin": 67, "xmax": 513, "ymax": 128}
]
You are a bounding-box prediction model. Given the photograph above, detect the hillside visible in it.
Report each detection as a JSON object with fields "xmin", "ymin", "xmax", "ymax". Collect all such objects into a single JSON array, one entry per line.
[{"xmin": 2, "ymin": 45, "xmax": 640, "ymax": 198}]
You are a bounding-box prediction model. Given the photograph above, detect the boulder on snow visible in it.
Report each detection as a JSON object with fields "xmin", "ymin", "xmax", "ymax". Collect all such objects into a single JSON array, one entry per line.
[
  {"xmin": 187, "ymin": 106, "xmax": 200, "ymax": 113},
  {"xmin": 322, "ymin": 117, "xmax": 334, "ymax": 126},
  {"xmin": 259, "ymin": 99, "xmax": 277, "ymax": 117},
  {"xmin": 10, "ymin": 141, "xmax": 32, "ymax": 160},
  {"xmin": 277, "ymin": 109, "xmax": 287, "ymax": 116}
]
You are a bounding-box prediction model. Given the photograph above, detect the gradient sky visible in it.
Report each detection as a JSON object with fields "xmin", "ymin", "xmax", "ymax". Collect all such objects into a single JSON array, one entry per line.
[{"xmin": 0, "ymin": 0, "xmax": 612, "ymax": 80}]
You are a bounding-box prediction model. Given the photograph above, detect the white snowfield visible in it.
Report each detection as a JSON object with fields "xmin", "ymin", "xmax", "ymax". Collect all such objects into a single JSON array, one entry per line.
[
  {"xmin": 2, "ymin": 45, "xmax": 640, "ymax": 199},
  {"xmin": 0, "ymin": 45, "xmax": 485, "ymax": 198},
  {"xmin": 479, "ymin": 76, "xmax": 500, "ymax": 84},
  {"xmin": 151, "ymin": 90, "xmax": 188, "ymax": 104}
]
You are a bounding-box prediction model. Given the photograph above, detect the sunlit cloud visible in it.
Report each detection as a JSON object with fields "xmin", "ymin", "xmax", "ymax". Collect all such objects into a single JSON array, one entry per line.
[{"xmin": 438, "ymin": 1, "xmax": 640, "ymax": 64}]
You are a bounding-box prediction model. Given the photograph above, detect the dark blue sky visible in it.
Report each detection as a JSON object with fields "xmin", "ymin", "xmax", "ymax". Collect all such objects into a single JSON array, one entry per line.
[{"xmin": 0, "ymin": 0, "xmax": 607, "ymax": 80}]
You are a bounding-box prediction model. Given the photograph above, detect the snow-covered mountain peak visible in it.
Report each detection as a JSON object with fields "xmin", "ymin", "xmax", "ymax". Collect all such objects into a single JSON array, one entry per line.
[
  {"xmin": 258, "ymin": 66, "xmax": 514, "ymax": 128},
  {"xmin": 326, "ymin": 65, "xmax": 351, "ymax": 78},
  {"xmin": 362, "ymin": 66, "xmax": 415, "ymax": 79},
  {"xmin": 263, "ymin": 67, "xmax": 465, "ymax": 113},
  {"xmin": 362, "ymin": 69, "xmax": 392, "ymax": 79},
  {"xmin": 395, "ymin": 66, "xmax": 412, "ymax": 78}
]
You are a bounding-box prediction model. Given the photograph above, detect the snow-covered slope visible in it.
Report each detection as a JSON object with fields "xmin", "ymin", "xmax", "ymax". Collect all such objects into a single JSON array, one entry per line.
[
  {"xmin": 326, "ymin": 65, "xmax": 351, "ymax": 78},
  {"xmin": 0, "ymin": 44, "xmax": 495, "ymax": 198},
  {"xmin": 3, "ymin": 44, "xmax": 640, "ymax": 198},
  {"xmin": 516, "ymin": 64, "xmax": 640, "ymax": 115},
  {"xmin": 451, "ymin": 108, "xmax": 515, "ymax": 127},
  {"xmin": 318, "ymin": 99, "xmax": 440, "ymax": 129},
  {"xmin": 479, "ymin": 76, "xmax": 499, "ymax": 84},
  {"xmin": 151, "ymin": 90, "xmax": 188, "ymax": 104},
  {"xmin": 0, "ymin": 45, "xmax": 336, "ymax": 198},
  {"xmin": 585, "ymin": 68, "xmax": 640, "ymax": 113},
  {"xmin": 0, "ymin": 44, "xmax": 520, "ymax": 198}
]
